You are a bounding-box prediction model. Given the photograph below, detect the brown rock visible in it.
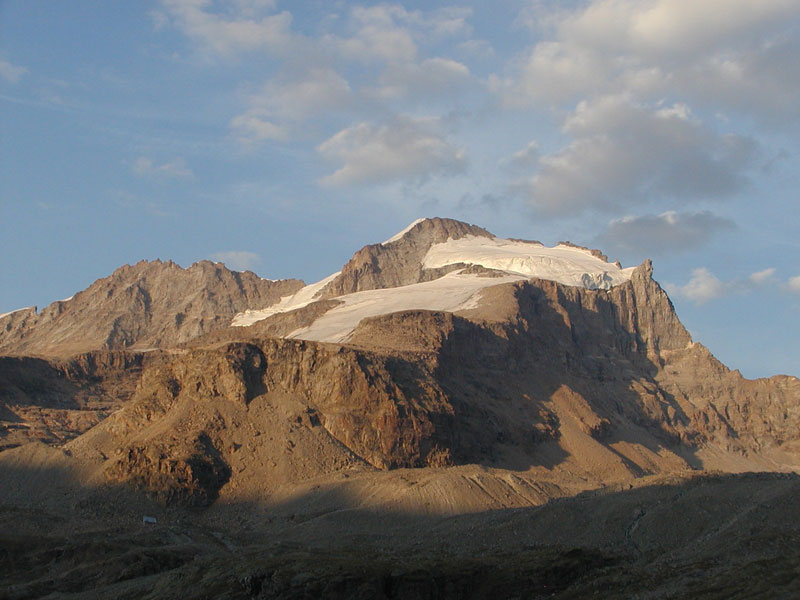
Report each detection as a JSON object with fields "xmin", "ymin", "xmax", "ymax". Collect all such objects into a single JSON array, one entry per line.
[{"xmin": 0, "ymin": 260, "xmax": 303, "ymax": 358}]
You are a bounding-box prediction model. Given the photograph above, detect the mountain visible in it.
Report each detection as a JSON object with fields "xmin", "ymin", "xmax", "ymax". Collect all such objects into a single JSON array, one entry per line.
[
  {"xmin": 1, "ymin": 217, "xmax": 799, "ymax": 598},
  {"xmin": 0, "ymin": 259, "xmax": 303, "ymax": 358},
  {"xmin": 230, "ymin": 216, "xmax": 637, "ymax": 336}
]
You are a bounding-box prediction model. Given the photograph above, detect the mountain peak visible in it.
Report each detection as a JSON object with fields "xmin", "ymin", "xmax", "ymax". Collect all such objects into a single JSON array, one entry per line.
[
  {"xmin": 310, "ymin": 217, "xmax": 495, "ymax": 300},
  {"xmin": 0, "ymin": 260, "xmax": 303, "ymax": 357},
  {"xmin": 232, "ymin": 218, "xmax": 643, "ymax": 340},
  {"xmin": 381, "ymin": 217, "xmax": 493, "ymax": 246}
]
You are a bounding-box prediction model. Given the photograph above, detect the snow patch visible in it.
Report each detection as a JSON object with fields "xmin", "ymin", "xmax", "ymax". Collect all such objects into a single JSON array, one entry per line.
[
  {"xmin": 286, "ymin": 270, "xmax": 525, "ymax": 343},
  {"xmin": 381, "ymin": 218, "xmax": 426, "ymax": 245},
  {"xmin": 423, "ymin": 236, "xmax": 634, "ymax": 290},
  {"xmin": 231, "ymin": 271, "xmax": 341, "ymax": 326}
]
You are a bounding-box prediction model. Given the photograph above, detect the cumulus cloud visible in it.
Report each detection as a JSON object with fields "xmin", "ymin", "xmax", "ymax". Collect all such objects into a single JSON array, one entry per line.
[
  {"xmin": 495, "ymin": 0, "xmax": 800, "ymax": 123},
  {"xmin": 424, "ymin": 6, "xmax": 473, "ymax": 37},
  {"xmin": 667, "ymin": 267, "xmax": 728, "ymax": 305},
  {"xmin": 157, "ymin": 0, "xmax": 293, "ymax": 57},
  {"xmin": 210, "ymin": 250, "xmax": 261, "ymax": 271},
  {"xmin": 317, "ymin": 115, "xmax": 466, "ymax": 186},
  {"xmin": 370, "ymin": 57, "xmax": 470, "ymax": 101},
  {"xmin": 330, "ymin": 6, "xmax": 474, "ymax": 106},
  {"xmin": 0, "ymin": 58, "xmax": 27, "ymax": 83},
  {"xmin": 672, "ymin": 35, "xmax": 800, "ymax": 125},
  {"xmin": 596, "ymin": 210, "xmax": 735, "ymax": 255},
  {"xmin": 334, "ymin": 5, "xmax": 419, "ymax": 63},
  {"xmin": 333, "ymin": 4, "xmax": 472, "ymax": 60},
  {"xmin": 132, "ymin": 156, "xmax": 194, "ymax": 179},
  {"xmin": 254, "ymin": 68, "xmax": 352, "ymax": 120},
  {"xmin": 511, "ymin": 95, "xmax": 757, "ymax": 216},
  {"xmin": 558, "ymin": 0, "xmax": 797, "ymax": 57},
  {"xmin": 491, "ymin": 40, "xmax": 607, "ymax": 107},
  {"xmin": 230, "ymin": 67, "xmax": 351, "ymax": 144},
  {"xmin": 667, "ymin": 265, "xmax": 780, "ymax": 305},
  {"xmin": 788, "ymin": 275, "xmax": 800, "ymax": 294},
  {"xmin": 749, "ymin": 267, "xmax": 778, "ymax": 285}
]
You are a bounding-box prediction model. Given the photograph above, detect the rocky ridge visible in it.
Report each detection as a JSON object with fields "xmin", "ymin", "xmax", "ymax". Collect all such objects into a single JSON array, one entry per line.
[{"xmin": 0, "ymin": 260, "xmax": 303, "ymax": 358}]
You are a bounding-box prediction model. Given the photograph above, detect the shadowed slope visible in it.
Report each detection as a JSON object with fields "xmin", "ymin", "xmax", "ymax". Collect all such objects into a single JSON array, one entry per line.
[{"xmin": 1, "ymin": 459, "xmax": 797, "ymax": 600}]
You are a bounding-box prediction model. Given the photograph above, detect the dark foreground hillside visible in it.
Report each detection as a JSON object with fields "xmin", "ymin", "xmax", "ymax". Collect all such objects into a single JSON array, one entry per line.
[{"xmin": 1, "ymin": 466, "xmax": 798, "ymax": 599}]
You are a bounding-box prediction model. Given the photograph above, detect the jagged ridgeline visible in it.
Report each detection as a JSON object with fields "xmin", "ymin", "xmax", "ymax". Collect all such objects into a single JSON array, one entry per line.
[{"xmin": 1, "ymin": 217, "xmax": 799, "ymax": 510}]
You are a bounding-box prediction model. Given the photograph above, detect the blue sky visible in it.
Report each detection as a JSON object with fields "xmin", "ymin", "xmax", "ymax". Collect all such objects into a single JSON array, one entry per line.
[{"xmin": 1, "ymin": 0, "xmax": 799, "ymax": 378}]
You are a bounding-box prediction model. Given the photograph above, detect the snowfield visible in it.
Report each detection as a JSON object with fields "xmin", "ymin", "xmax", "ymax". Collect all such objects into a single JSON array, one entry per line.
[
  {"xmin": 231, "ymin": 271, "xmax": 341, "ymax": 327},
  {"xmin": 423, "ymin": 235, "xmax": 634, "ymax": 290},
  {"xmin": 285, "ymin": 270, "xmax": 525, "ymax": 343}
]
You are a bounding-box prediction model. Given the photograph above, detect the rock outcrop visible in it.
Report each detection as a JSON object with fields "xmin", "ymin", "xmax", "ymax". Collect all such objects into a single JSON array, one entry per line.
[{"xmin": 0, "ymin": 351, "xmax": 152, "ymax": 450}]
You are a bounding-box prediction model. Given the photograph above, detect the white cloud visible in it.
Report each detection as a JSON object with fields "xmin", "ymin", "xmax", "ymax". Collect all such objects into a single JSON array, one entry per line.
[
  {"xmin": 158, "ymin": 0, "xmax": 294, "ymax": 57},
  {"xmin": 132, "ymin": 156, "xmax": 194, "ymax": 179},
  {"xmin": 666, "ymin": 267, "xmax": 729, "ymax": 305},
  {"xmin": 490, "ymin": 1, "xmax": 797, "ymax": 223},
  {"xmin": 370, "ymin": 57, "xmax": 470, "ymax": 100},
  {"xmin": 210, "ymin": 250, "xmax": 261, "ymax": 271},
  {"xmin": 230, "ymin": 67, "xmax": 351, "ymax": 144},
  {"xmin": 335, "ymin": 5, "xmax": 419, "ymax": 63},
  {"xmin": 317, "ymin": 115, "xmax": 466, "ymax": 186},
  {"xmin": 231, "ymin": 0, "xmax": 276, "ymax": 17},
  {"xmin": 669, "ymin": 35, "xmax": 800, "ymax": 125},
  {"xmin": 788, "ymin": 275, "xmax": 800, "ymax": 294},
  {"xmin": 558, "ymin": 0, "xmax": 798, "ymax": 58},
  {"xmin": 749, "ymin": 267, "xmax": 777, "ymax": 285},
  {"xmin": 667, "ymin": 265, "xmax": 781, "ymax": 305},
  {"xmin": 491, "ymin": 41, "xmax": 607, "ymax": 106},
  {"xmin": 330, "ymin": 5, "xmax": 473, "ymax": 65},
  {"xmin": 250, "ymin": 68, "xmax": 352, "ymax": 120},
  {"xmin": 511, "ymin": 95, "xmax": 757, "ymax": 216},
  {"xmin": 496, "ymin": 0, "xmax": 800, "ymax": 124},
  {"xmin": 327, "ymin": 6, "xmax": 474, "ymax": 106},
  {"xmin": 0, "ymin": 58, "xmax": 27, "ymax": 83},
  {"xmin": 427, "ymin": 7, "xmax": 473, "ymax": 37},
  {"xmin": 596, "ymin": 210, "xmax": 735, "ymax": 255}
]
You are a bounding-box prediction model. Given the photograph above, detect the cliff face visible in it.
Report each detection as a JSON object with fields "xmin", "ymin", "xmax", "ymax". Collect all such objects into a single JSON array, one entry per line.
[{"xmin": 0, "ymin": 260, "xmax": 303, "ymax": 358}]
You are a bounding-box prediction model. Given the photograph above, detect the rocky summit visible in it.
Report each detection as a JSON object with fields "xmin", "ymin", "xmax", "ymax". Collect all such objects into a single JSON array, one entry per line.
[{"xmin": 1, "ymin": 217, "xmax": 799, "ymax": 599}]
